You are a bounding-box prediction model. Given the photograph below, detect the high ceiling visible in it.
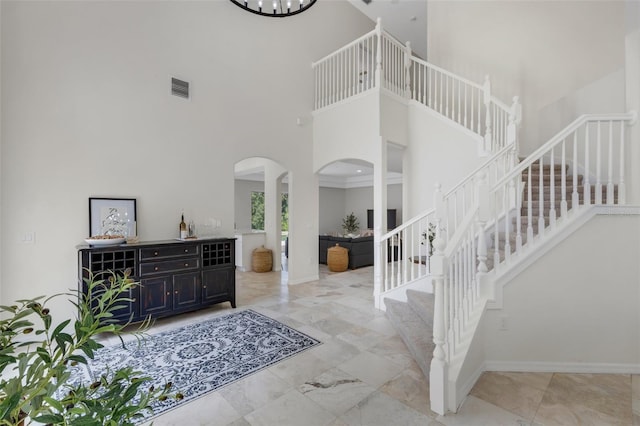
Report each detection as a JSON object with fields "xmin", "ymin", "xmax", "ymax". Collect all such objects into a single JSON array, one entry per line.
[{"xmin": 348, "ymin": 0, "xmax": 427, "ymax": 59}]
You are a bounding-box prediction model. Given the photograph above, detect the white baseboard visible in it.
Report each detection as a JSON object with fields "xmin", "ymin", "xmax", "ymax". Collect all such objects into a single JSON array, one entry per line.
[
  {"xmin": 484, "ymin": 360, "xmax": 640, "ymax": 375},
  {"xmin": 287, "ymin": 274, "xmax": 319, "ymax": 285}
]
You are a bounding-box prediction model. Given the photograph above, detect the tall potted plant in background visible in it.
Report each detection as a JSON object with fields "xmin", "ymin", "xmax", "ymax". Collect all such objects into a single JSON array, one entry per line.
[
  {"xmin": 342, "ymin": 212, "xmax": 360, "ymax": 237},
  {"xmin": 0, "ymin": 269, "xmax": 180, "ymax": 425}
]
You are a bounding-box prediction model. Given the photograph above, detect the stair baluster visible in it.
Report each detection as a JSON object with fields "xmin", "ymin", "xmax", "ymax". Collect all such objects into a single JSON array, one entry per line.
[
  {"xmin": 607, "ymin": 121, "xmax": 615, "ymax": 204},
  {"xmin": 550, "ymin": 148, "xmax": 556, "ymax": 228},
  {"xmin": 572, "ymin": 132, "xmax": 580, "ymax": 212},
  {"xmin": 584, "ymin": 124, "xmax": 591, "ymax": 205},
  {"xmin": 619, "ymin": 120, "xmax": 626, "ymax": 204},
  {"xmin": 561, "ymin": 140, "xmax": 568, "ymax": 217},
  {"xmin": 483, "ymin": 76, "xmax": 492, "ymax": 153},
  {"xmin": 596, "ymin": 121, "xmax": 603, "ymax": 204}
]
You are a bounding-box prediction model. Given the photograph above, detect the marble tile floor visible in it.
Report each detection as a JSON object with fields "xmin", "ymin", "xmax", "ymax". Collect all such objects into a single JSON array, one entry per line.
[{"xmin": 123, "ymin": 266, "xmax": 639, "ymax": 426}]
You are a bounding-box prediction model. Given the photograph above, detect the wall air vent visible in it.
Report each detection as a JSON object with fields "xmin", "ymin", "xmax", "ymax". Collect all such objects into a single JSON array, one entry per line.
[{"xmin": 171, "ymin": 77, "xmax": 190, "ymax": 99}]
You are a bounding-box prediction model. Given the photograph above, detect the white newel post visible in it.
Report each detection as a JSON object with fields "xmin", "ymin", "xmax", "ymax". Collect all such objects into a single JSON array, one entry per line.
[
  {"xmin": 508, "ymin": 96, "xmax": 521, "ymax": 166},
  {"xmin": 483, "ymin": 75, "xmax": 492, "ymax": 153},
  {"xmin": 375, "ymin": 18, "xmax": 382, "ymax": 88},
  {"xmin": 430, "ymin": 184, "xmax": 448, "ymax": 416},
  {"xmin": 475, "ymin": 171, "xmax": 493, "ymax": 300},
  {"xmin": 404, "ymin": 41, "xmax": 412, "ymax": 99}
]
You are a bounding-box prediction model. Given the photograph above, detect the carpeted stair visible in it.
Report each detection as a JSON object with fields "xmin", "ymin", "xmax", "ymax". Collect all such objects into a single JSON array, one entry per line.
[
  {"xmin": 385, "ymin": 289, "xmax": 434, "ymax": 381},
  {"xmin": 484, "ymin": 162, "xmax": 617, "ymax": 271}
]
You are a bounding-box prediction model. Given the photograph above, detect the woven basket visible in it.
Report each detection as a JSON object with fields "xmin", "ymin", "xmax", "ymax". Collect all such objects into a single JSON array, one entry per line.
[
  {"xmin": 327, "ymin": 244, "xmax": 348, "ymax": 272},
  {"xmin": 252, "ymin": 246, "xmax": 273, "ymax": 273}
]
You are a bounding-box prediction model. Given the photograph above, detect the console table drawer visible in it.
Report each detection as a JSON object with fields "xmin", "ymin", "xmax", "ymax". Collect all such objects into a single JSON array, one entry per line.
[
  {"xmin": 140, "ymin": 244, "xmax": 199, "ymax": 260},
  {"xmin": 140, "ymin": 258, "xmax": 200, "ymax": 276}
]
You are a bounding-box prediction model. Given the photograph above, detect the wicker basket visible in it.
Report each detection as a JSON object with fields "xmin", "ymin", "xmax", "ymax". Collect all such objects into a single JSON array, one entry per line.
[
  {"xmin": 252, "ymin": 246, "xmax": 273, "ymax": 273},
  {"xmin": 327, "ymin": 244, "xmax": 348, "ymax": 272}
]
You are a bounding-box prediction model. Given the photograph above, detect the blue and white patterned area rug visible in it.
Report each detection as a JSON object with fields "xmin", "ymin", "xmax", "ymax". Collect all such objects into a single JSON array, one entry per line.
[{"xmin": 68, "ymin": 309, "xmax": 321, "ymax": 422}]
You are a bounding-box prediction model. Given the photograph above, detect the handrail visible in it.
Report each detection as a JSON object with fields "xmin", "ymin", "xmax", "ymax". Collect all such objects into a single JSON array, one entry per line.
[
  {"xmin": 381, "ymin": 208, "xmax": 434, "ymax": 241},
  {"xmin": 381, "ymin": 29, "xmax": 406, "ymax": 51},
  {"xmin": 311, "ymin": 28, "xmax": 377, "ymax": 68},
  {"xmin": 444, "ymin": 143, "xmax": 514, "ymax": 198},
  {"xmin": 410, "ymin": 56, "xmax": 482, "ymax": 91},
  {"xmin": 443, "ymin": 203, "xmax": 479, "ymax": 258},
  {"xmin": 493, "ymin": 112, "xmax": 637, "ymax": 190}
]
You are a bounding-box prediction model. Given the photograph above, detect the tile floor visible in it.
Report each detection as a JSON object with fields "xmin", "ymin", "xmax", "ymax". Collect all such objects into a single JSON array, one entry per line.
[{"xmin": 136, "ymin": 265, "xmax": 639, "ymax": 426}]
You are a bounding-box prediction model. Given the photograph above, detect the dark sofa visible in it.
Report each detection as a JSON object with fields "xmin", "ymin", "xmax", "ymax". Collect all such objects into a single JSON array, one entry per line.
[{"xmin": 319, "ymin": 235, "xmax": 374, "ymax": 270}]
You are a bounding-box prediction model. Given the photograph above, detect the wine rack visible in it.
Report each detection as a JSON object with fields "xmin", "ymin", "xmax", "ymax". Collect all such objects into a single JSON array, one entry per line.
[
  {"xmin": 201, "ymin": 241, "xmax": 232, "ymax": 267},
  {"xmin": 89, "ymin": 250, "xmax": 136, "ymax": 276}
]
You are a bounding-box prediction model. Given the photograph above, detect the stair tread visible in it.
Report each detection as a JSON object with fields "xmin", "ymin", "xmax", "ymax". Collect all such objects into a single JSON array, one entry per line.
[
  {"xmin": 385, "ymin": 298, "xmax": 433, "ymax": 380},
  {"xmin": 406, "ymin": 289, "xmax": 434, "ymax": 326}
]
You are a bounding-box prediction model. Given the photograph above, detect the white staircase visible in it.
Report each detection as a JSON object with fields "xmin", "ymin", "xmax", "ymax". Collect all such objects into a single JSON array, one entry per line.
[{"xmin": 311, "ymin": 19, "xmax": 638, "ymax": 417}]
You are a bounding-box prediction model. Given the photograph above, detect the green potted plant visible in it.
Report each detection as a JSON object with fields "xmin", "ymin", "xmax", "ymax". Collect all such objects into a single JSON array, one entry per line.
[
  {"xmin": 0, "ymin": 269, "xmax": 180, "ymax": 425},
  {"xmin": 342, "ymin": 212, "xmax": 360, "ymax": 237},
  {"xmin": 421, "ymin": 223, "xmax": 437, "ymax": 256}
]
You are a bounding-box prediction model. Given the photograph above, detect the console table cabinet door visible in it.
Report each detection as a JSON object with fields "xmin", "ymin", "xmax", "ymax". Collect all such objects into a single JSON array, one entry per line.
[
  {"xmin": 202, "ymin": 269, "xmax": 236, "ymax": 307},
  {"xmin": 140, "ymin": 276, "xmax": 173, "ymax": 317},
  {"xmin": 173, "ymin": 272, "xmax": 201, "ymax": 311},
  {"xmin": 112, "ymin": 285, "xmax": 140, "ymax": 321}
]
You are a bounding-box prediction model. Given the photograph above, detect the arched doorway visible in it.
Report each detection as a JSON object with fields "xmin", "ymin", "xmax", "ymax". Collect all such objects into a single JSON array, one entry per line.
[{"xmin": 234, "ymin": 157, "xmax": 289, "ymax": 275}]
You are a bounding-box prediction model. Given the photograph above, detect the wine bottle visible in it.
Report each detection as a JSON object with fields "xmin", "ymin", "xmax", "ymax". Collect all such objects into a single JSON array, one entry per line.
[{"xmin": 179, "ymin": 214, "xmax": 187, "ymax": 239}]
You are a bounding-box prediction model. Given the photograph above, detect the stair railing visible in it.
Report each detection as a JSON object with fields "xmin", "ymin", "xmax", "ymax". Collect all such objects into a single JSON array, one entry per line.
[
  {"xmin": 312, "ymin": 28, "xmax": 378, "ymax": 110},
  {"xmin": 378, "ymin": 209, "xmax": 437, "ymax": 297},
  {"xmin": 376, "ymin": 142, "xmax": 518, "ymax": 303},
  {"xmin": 409, "ymin": 57, "xmax": 521, "ymax": 153},
  {"xmin": 487, "ymin": 112, "xmax": 637, "ymax": 272},
  {"xmin": 312, "ymin": 19, "xmax": 522, "ymax": 156}
]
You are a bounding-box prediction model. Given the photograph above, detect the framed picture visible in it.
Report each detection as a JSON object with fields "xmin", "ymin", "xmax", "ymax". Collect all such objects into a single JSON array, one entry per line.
[{"xmin": 89, "ymin": 197, "xmax": 137, "ymax": 237}]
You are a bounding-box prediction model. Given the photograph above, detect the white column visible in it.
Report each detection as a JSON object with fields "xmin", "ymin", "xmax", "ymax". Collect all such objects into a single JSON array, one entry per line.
[
  {"xmin": 626, "ymin": 1, "xmax": 640, "ymax": 204},
  {"xmin": 264, "ymin": 162, "xmax": 287, "ymax": 272},
  {"xmin": 373, "ymin": 137, "xmax": 387, "ymax": 309}
]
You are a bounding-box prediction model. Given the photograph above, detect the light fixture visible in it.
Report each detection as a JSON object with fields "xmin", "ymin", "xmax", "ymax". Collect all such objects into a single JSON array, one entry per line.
[{"xmin": 230, "ymin": 0, "xmax": 317, "ymax": 17}]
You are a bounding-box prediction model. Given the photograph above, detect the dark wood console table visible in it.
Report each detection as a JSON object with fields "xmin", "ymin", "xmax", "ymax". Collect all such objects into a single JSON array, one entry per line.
[{"xmin": 78, "ymin": 238, "xmax": 236, "ymax": 324}]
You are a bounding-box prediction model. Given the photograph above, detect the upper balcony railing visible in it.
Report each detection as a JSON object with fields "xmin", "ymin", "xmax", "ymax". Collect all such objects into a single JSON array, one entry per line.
[{"xmin": 312, "ymin": 18, "xmax": 521, "ymax": 155}]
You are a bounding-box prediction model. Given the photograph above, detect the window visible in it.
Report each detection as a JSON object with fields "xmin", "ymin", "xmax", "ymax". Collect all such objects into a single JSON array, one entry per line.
[
  {"xmin": 251, "ymin": 192, "xmax": 288, "ymax": 234},
  {"xmin": 251, "ymin": 191, "xmax": 265, "ymax": 230}
]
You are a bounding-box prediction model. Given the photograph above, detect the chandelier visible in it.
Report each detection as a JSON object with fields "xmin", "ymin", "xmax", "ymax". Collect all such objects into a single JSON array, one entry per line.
[{"xmin": 229, "ymin": 0, "xmax": 317, "ymax": 17}]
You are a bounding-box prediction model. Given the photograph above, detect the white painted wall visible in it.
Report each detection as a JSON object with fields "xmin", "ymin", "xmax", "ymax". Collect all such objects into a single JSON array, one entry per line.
[
  {"xmin": 0, "ymin": 1, "xmax": 374, "ymax": 316},
  {"xmin": 319, "ymin": 187, "xmax": 346, "ymax": 235},
  {"xmin": 318, "ymin": 184, "xmax": 402, "ymax": 235},
  {"xmin": 313, "ymin": 91, "xmax": 382, "ymax": 173},
  {"xmin": 483, "ymin": 215, "xmax": 640, "ymax": 369},
  {"xmin": 538, "ymin": 68, "xmax": 626, "ymax": 144},
  {"xmin": 380, "ymin": 94, "xmax": 409, "ymax": 147},
  {"xmin": 344, "ymin": 184, "xmax": 402, "ymax": 233},
  {"xmin": 426, "ymin": 0, "xmax": 626, "ymax": 155},
  {"xmin": 404, "ymin": 104, "xmax": 485, "ymax": 218}
]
